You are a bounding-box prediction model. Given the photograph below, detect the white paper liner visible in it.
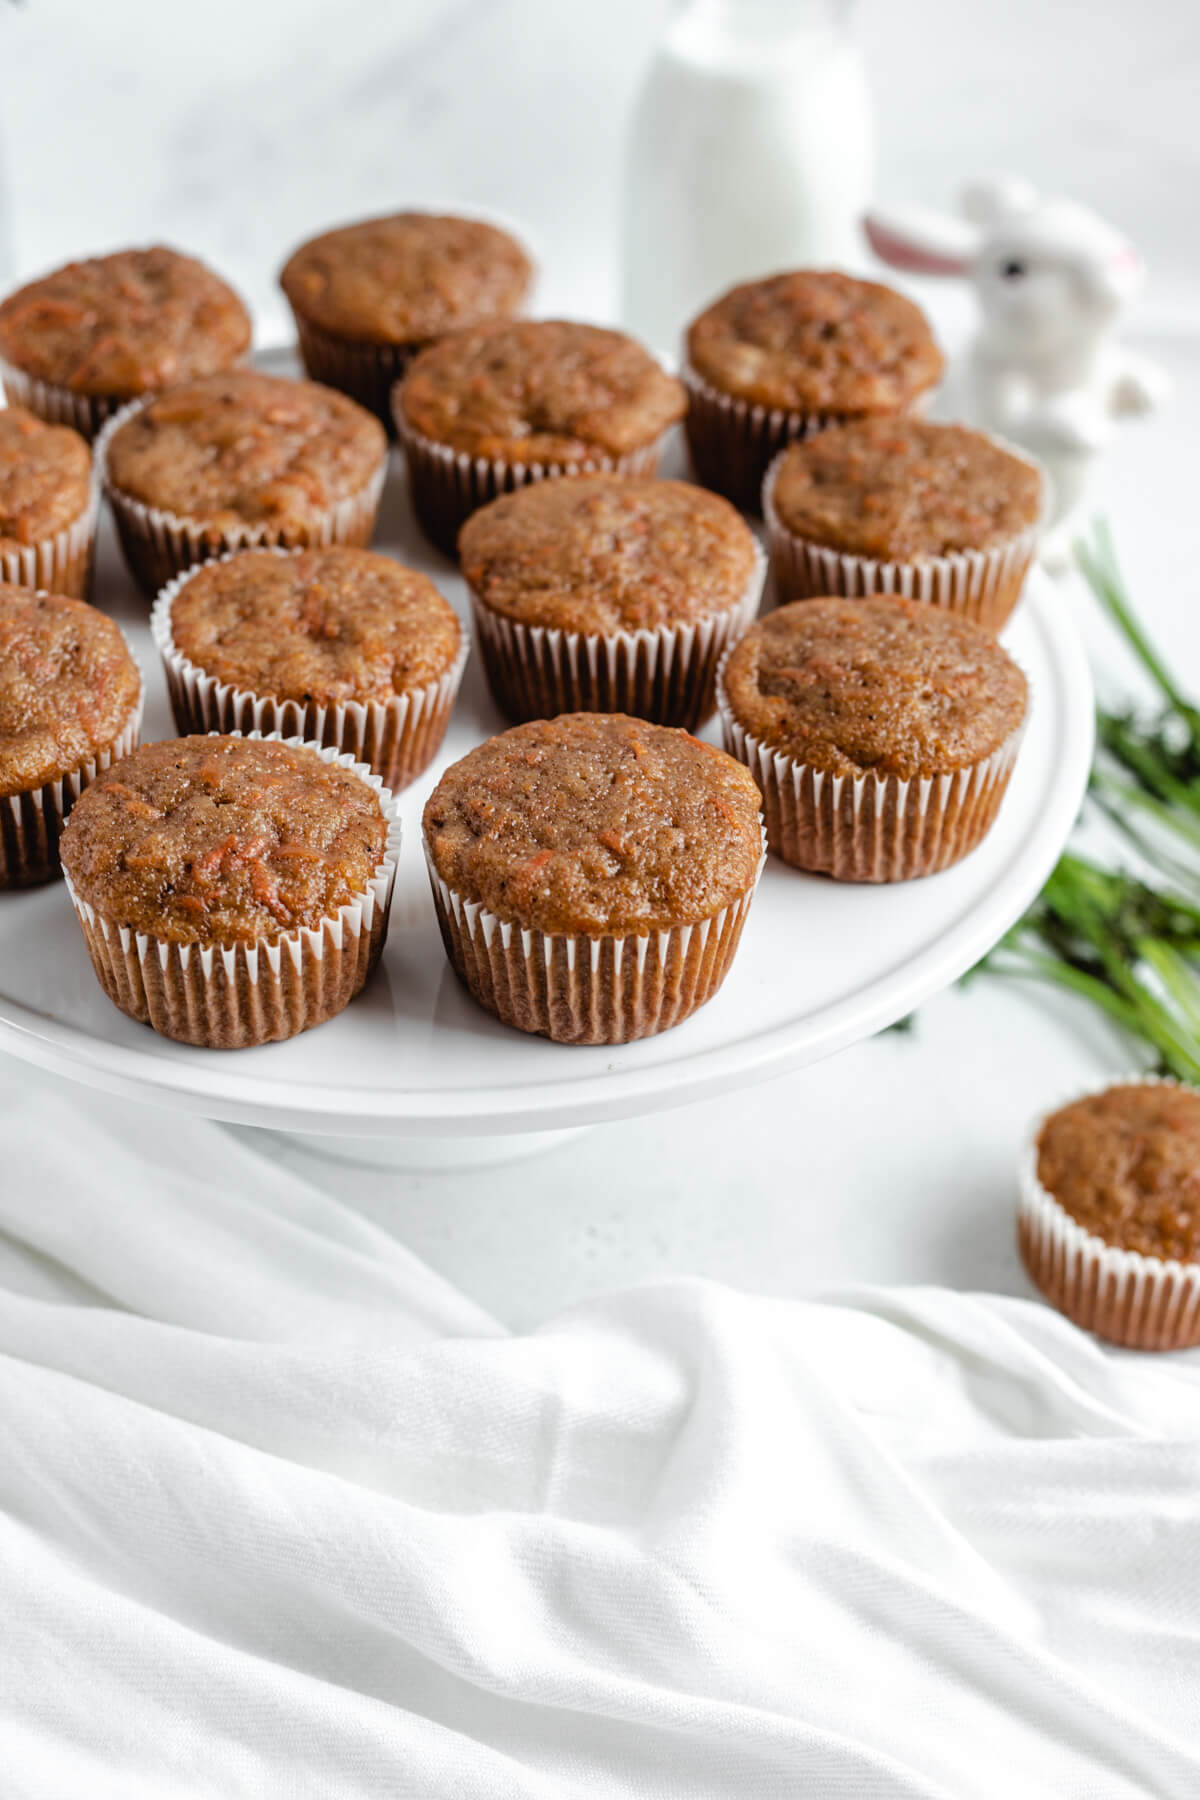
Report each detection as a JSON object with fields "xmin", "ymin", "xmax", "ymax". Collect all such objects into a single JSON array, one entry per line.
[
  {"xmin": 150, "ymin": 551, "xmax": 470, "ymax": 793},
  {"xmin": 467, "ymin": 537, "xmax": 765, "ymax": 730},
  {"xmin": 0, "ymin": 454, "xmax": 99, "ymax": 600},
  {"xmin": 1, "ymin": 673, "xmax": 144, "ymax": 887},
  {"xmin": 62, "ymin": 731, "xmax": 402, "ymax": 1049},
  {"xmin": 716, "ymin": 653, "xmax": 1024, "ymax": 882},
  {"xmin": 289, "ymin": 315, "xmax": 419, "ymax": 431},
  {"xmin": 424, "ymin": 823, "xmax": 766, "ymax": 1045},
  {"xmin": 393, "ymin": 405, "xmax": 670, "ymax": 557},
  {"xmin": 0, "ymin": 357, "xmax": 127, "ymax": 443},
  {"xmin": 1018, "ymin": 1073, "xmax": 1200, "ymax": 1350},
  {"xmin": 763, "ymin": 440, "xmax": 1044, "ymax": 630},
  {"xmin": 95, "ymin": 395, "xmax": 388, "ymax": 597},
  {"xmin": 682, "ymin": 359, "xmax": 938, "ymax": 515}
]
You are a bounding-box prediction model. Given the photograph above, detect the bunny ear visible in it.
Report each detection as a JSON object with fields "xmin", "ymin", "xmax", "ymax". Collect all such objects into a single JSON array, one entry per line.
[
  {"xmin": 961, "ymin": 175, "xmax": 1039, "ymax": 226},
  {"xmin": 862, "ymin": 206, "xmax": 978, "ymax": 277}
]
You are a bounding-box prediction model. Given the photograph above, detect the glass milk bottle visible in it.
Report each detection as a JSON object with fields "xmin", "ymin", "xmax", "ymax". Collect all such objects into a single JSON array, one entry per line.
[{"xmin": 621, "ymin": 0, "xmax": 874, "ymax": 350}]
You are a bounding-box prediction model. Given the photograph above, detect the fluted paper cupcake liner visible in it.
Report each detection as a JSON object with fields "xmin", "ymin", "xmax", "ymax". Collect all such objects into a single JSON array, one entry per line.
[
  {"xmin": 1018, "ymin": 1075, "xmax": 1200, "ymax": 1350},
  {"xmin": 0, "ymin": 357, "xmax": 127, "ymax": 444},
  {"xmin": 393, "ymin": 407, "xmax": 670, "ymax": 558},
  {"xmin": 1, "ymin": 680, "xmax": 143, "ymax": 888},
  {"xmin": 150, "ymin": 553, "xmax": 470, "ymax": 792},
  {"xmin": 424, "ymin": 827, "xmax": 765, "ymax": 1045},
  {"xmin": 763, "ymin": 444, "xmax": 1042, "ymax": 630},
  {"xmin": 289, "ymin": 313, "xmax": 419, "ymax": 433},
  {"xmin": 682, "ymin": 361, "xmax": 853, "ymax": 516},
  {"xmin": 96, "ymin": 397, "xmax": 388, "ymax": 597},
  {"xmin": 468, "ymin": 539, "xmax": 765, "ymax": 730},
  {"xmin": 0, "ymin": 466, "xmax": 99, "ymax": 600},
  {"xmin": 717, "ymin": 663, "xmax": 1023, "ymax": 882},
  {"xmin": 63, "ymin": 732, "xmax": 401, "ymax": 1049}
]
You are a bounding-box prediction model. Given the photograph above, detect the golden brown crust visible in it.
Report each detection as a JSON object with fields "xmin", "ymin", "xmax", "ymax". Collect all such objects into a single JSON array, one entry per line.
[
  {"xmin": 60, "ymin": 735, "xmax": 388, "ymax": 944},
  {"xmin": 1036, "ymin": 1084, "xmax": 1200, "ymax": 1262},
  {"xmin": 280, "ymin": 212, "xmax": 533, "ymax": 346},
  {"xmin": 399, "ymin": 320, "xmax": 685, "ymax": 462},
  {"xmin": 0, "ymin": 587, "xmax": 140, "ymax": 796},
  {"xmin": 721, "ymin": 596, "xmax": 1026, "ymax": 779},
  {"xmin": 686, "ymin": 271, "xmax": 943, "ymax": 415},
  {"xmin": 0, "ymin": 247, "xmax": 250, "ymax": 397},
  {"xmin": 104, "ymin": 372, "xmax": 386, "ymax": 533},
  {"xmin": 459, "ymin": 476, "xmax": 757, "ymax": 633},
  {"xmin": 169, "ymin": 548, "xmax": 461, "ymax": 705},
  {"xmin": 424, "ymin": 712, "xmax": 761, "ymax": 935},
  {"xmin": 0, "ymin": 407, "xmax": 91, "ymax": 554},
  {"xmin": 770, "ymin": 419, "xmax": 1042, "ymax": 560}
]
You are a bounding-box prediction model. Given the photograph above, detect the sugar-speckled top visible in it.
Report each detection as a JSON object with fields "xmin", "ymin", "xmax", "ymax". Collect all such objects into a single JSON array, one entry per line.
[
  {"xmin": 0, "ymin": 587, "xmax": 140, "ymax": 795},
  {"xmin": 1037, "ymin": 1083, "xmax": 1200, "ymax": 1261},
  {"xmin": 459, "ymin": 476, "xmax": 758, "ymax": 633},
  {"xmin": 687, "ymin": 271, "xmax": 942, "ymax": 415},
  {"xmin": 721, "ymin": 596, "xmax": 1026, "ymax": 779},
  {"xmin": 280, "ymin": 211, "xmax": 533, "ymax": 345},
  {"xmin": 424, "ymin": 712, "xmax": 762, "ymax": 935}
]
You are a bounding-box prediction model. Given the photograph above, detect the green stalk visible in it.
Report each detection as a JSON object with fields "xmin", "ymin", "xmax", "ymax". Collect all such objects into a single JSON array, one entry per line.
[{"xmin": 1076, "ymin": 521, "xmax": 1200, "ymax": 729}]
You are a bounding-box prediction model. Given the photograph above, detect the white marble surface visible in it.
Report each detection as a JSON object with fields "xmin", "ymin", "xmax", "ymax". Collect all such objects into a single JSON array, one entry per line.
[{"xmin": 0, "ymin": 1, "xmax": 1197, "ymax": 1328}]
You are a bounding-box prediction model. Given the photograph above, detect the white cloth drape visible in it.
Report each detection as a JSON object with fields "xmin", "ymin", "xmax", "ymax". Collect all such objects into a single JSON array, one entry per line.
[{"xmin": 1, "ymin": 1061, "xmax": 1199, "ymax": 1798}]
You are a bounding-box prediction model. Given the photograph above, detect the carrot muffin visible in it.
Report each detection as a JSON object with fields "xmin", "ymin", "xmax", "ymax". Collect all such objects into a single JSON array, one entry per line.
[
  {"xmin": 0, "ymin": 405, "xmax": 96, "ymax": 597},
  {"xmin": 59, "ymin": 733, "xmax": 400, "ymax": 1048},
  {"xmin": 0, "ymin": 246, "xmax": 251, "ymax": 440},
  {"xmin": 423, "ymin": 712, "xmax": 764, "ymax": 1042},
  {"xmin": 99, "ymin": 371, "xmax": 388, "ymax": 595},
  {"xmin": 684, "ymin": 271, "xmax": 943, "ymax": 513},
  {"xmin": 1019, "ymin": 1079, "xmax": 1200, "ymax": 1349},
  {"xmin": 459, "ymin": 475, "xmax": 762, "ymax": 728},
  {"xmin": 0, "ymin": 586, "xmax": 142, "ymax": 885},
  {"xmin": 718, "ymin": 596, "xmax": 1026, "ymax": 880},
  {"xmin": 766, "ymin": 418, "xmax": 1043, "ymax": 628},
  {"xmin": 280, "ymin": 211, "xmax": 534, "ymax": 427},
  {"xmin": 394, "ymin": 319, "xmax": 686, "ymax": 554},
  {"xmin": 152, "ymin": 546, "xmax": 467, "ymax": 792}
]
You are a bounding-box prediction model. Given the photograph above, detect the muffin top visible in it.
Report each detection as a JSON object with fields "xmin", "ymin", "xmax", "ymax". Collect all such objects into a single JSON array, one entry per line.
[
  {"xmin": 0, "ymin": 247, "xmax": 251, "ymax": 398},
  {"xmin": 0, "ymin": 406, "xmax": 92, "ymax": 553},
  {"xmin": 398, "ymin": 320, "xmax": 686, "ymax": 462},
  {"xmin": 1037, "ymin": 1083, "xmax": 1200, "ymax": 1262},
  {"xmin": 721, "ymin": 596, "xmax": 1026, "ymax": 779},
  {"xmin": 103, "ymin": 372, "xmax": 386, "ymax": 533},
  {"xmin": 686, "ymin": 271, "xmax": 943, "ymax": 415},
  {"xmin": 770, "ymin": 419, "xmax": 1043, "ymax": 560},
  {"xmin": 279, "ymin": 211, "xmax": 533, "ymax": 346},
  {"xmin": 0, "ymin": 587, "xmax": 140, "ymax": 796},
  {"xmin": 168, "ymin": 547, "xmax": 462, "ymax": 705},
  {"xmin": 424, "ymin": 712, "xmax": 762, "ymax": 935},
  {"xmin": 458, "ymin": 475, "xmax": 758, "ymax": 633},
  {"xmin": 60, "ymin": 734, "xmax": 389, "ymax": 944}
]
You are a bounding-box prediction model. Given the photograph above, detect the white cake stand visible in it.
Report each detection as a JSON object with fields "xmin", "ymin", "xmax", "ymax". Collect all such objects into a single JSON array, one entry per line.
[{"xmin": 0, "ymin": 395, "xmax": 1093, "ymax": 1166}]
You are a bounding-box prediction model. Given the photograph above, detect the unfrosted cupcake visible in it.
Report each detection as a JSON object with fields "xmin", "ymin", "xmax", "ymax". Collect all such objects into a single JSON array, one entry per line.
[
  {"xmin": 458, "ymin": 475, "xmax": 763, "ymax": 729},
  {"xmin": 423, "ymin": 712, "xmax": 764, "ymax": 1043},
  {"xmin": 394, "ymin": 320, "xmax": 686, "ymax": 553},
  {"xmin": 152, "ymin": 546, "xmax": 467, "ymax": 792},
  {"xmin": 99, "ymin": 371, "xmax": 388, "ymax": 594},
  {"xmin": 0, "ymin": 405, "xmax": 97, "ymax": 598},
  {"xmin": 0, "ymin": 586, "xmax": 142, "ymax": 885},
  {"xmin": 0, "ymin": 246, "xmax": 251, "ymax": 440},
  {"xmin": 280, "ymin": 211, "xmax": 534, "ymax": 428},
  {"xmin": 765, "ymin": 418, "xmax": 1043, "ymax": 630},
  {"xmin": 684, "ymin": 271, "xmax": 943, "ymax": 512},
  {"xmin": 1019, "ymin": 1079, "xmax": 1200, "ymax": 1350},
  {"xmin": 718, "ymin": 596, "xmax": 1026, "ymax": 880},
  {"xmin": 60, "ymin": 733, "xmax": 400, "ymax": 1049}
]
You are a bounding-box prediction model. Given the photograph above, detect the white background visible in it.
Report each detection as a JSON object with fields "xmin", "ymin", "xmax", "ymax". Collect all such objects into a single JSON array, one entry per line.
[{"xmin": 0, "ymin": 0, "xmax": 1197, "ymax": 1327}]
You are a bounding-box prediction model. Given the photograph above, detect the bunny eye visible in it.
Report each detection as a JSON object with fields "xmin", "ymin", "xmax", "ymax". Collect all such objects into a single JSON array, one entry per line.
[{"xmin": 999, "ymin": 259, "xmax": 1028, "ymax": 280}]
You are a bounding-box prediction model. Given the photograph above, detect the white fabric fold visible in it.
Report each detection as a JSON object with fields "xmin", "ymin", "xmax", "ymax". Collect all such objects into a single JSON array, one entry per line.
[{"xmin": 1, "ymin": 1060, "xmax": 1199, "ymax": 1798}]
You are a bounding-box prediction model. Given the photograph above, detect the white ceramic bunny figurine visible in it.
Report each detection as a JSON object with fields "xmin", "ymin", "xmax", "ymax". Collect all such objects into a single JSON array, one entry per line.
[{"xmin": 864, "ymin": 177, "xmax": 1168, "ymax": 555}]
